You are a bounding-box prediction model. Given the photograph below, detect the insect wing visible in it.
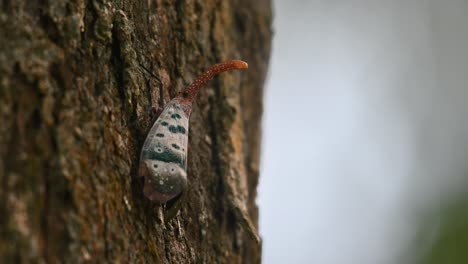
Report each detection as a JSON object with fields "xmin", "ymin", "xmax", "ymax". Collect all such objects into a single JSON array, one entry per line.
[{"xmin": 139, "ymin": 100, "xmax": 189, "ymax": 203}]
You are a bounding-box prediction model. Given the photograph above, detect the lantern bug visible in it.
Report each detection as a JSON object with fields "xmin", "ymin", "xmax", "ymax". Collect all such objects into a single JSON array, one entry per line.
[{"xmin": 138, "ymin": 60, "xmax": 248, "ymax": 208}]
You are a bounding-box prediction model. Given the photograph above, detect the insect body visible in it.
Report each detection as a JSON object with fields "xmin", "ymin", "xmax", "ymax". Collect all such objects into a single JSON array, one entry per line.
[{"xmin": 138, "ymin": 60, "xmax": 248, "ymax": 204}]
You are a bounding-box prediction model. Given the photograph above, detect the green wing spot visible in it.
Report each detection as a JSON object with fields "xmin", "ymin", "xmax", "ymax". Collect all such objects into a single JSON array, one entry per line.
[
  {"xmin": 171, "ymin": 113, "xmax": 182, "ymax": 119},
  {"xmin": 142, "ymin": 145, "xmax": 184, "ymax": 165},
  {"xmin": 168, "ymin": 125, "xmax": 178, "ymax": 133},
  {"xmin": 177, "ymin": 126, "xmax": 186, "ymax": 134},
  {"xmin": 171, "ymin": 144, "xmax": 180, "ymax": 150},
  {"xmin": 156, "ymin": 133, "xmax": 164, "ymax": 138},
  {"xmin": 161, "ymin": 121, "xmax": 169, "ymax": 126}
]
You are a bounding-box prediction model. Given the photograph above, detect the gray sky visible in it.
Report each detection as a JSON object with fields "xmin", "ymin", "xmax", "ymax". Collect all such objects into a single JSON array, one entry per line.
[{"xmin": 259, "ymin": 1, "xmax": 468, "ymax": 263}]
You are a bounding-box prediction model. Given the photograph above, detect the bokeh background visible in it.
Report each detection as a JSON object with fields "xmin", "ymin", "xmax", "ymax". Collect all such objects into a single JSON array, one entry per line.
[{"xmin": 258, "ymin": 1, "xmax": 468, "ymax": 263}]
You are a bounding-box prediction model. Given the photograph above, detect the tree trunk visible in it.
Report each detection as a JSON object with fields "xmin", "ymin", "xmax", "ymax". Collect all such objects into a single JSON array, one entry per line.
[{"xmin": 0, "ymin": 0, "xmax": 272, "ymax": 263}]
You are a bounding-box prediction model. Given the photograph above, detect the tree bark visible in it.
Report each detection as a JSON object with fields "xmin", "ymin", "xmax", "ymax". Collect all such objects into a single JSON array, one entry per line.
[{"xmin": 0, "ymin": 0, "xmax": 272, "ymax": 263}]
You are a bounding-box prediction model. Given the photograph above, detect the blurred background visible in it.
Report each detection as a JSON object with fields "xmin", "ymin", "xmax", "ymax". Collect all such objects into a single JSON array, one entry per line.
[{"xmin": 258, "ymin": 1, "xmax": 468, "ymax": 263}]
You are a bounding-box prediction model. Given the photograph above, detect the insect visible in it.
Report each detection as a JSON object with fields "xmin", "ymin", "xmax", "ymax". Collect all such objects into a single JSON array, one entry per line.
[{"xmin": 138, "ymin": 60, "xmax": 248, "ymax": 205}]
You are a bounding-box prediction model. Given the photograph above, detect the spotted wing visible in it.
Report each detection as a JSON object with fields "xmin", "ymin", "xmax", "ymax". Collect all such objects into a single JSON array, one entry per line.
[{"xmin": 139, "ymin": 100, "xmax": 189, "ymax": 203}]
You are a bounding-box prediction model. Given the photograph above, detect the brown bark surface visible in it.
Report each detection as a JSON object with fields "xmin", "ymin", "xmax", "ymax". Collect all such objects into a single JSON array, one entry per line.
[{"xmin": 0, "ymin": 0, "xmax": 272, "ymax": 263}]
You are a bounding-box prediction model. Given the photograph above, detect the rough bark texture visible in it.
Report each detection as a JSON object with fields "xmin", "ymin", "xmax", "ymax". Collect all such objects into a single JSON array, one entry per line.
[{"xmin": 0, "ymin": 0, "xmax": 271, "ymax": 263}]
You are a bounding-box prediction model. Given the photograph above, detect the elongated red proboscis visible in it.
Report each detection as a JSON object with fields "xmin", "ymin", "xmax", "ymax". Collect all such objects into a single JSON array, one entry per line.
[{"xmin": 179, "ymin": 60, "xmax": 248, "ymax": 103}]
